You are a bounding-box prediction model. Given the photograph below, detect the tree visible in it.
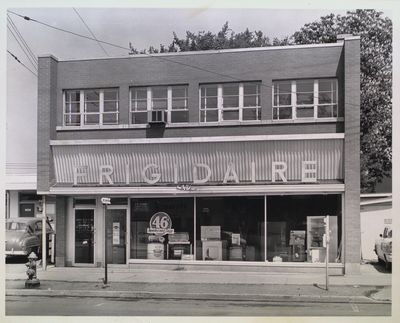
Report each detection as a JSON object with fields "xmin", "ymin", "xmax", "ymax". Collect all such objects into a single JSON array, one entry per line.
[
  {"xmin": 292, "ymin": 10, "xmax": 392, "ymax": 192},
  {"xmin": 130, "ymin": 10, "xmax": 392, "ymax": 192}
]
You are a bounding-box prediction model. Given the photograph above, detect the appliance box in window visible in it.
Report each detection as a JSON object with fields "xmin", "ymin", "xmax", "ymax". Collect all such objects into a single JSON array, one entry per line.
[
  {"xmin": 201, "ymin": 226, "xmax": 221, "ymax": 241},
  {"xmin": 202, "ymin": 240, "xmax": 222, "ymax": 260}
]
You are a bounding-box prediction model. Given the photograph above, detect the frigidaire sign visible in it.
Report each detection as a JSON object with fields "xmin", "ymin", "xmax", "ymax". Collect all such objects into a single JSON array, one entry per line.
[{"xmin": 72, "ymin": 161, "xmax": 318, "ymax": 186}]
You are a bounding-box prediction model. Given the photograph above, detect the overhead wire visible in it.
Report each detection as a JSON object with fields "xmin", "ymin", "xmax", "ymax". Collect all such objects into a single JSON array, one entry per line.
[
  {"xmin": 7, "ymin": 50, "xmax": 38, "ymax": 77},
  {"xmin": 7, "ymin": 14, "xmax": 38, "ymax": 65},
  {"xmin": 72, "ymin": 8, "xmax": 109, "ymax": 57},
  {"xmin": 7, "ymin": 25, "xmax": 38, "ymax": 71},
  {"xmin": 7, "ymin": 9, "xmax": 360, "ymax": 109}
]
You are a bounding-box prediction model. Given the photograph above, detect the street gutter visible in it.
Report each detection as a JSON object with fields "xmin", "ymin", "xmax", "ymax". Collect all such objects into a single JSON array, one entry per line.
[{"xmin": 6, "ymin": 289, "xmax": 391, "ymax": 304}]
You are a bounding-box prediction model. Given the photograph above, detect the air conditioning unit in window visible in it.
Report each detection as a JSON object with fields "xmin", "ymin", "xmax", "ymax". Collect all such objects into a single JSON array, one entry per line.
[{"xmin": 148, "ymin": 110, "xmax": 167, "ymax": 124}]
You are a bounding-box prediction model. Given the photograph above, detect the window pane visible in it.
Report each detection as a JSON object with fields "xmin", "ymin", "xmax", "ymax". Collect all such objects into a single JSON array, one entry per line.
[
  {"xmin": 67, "ymin": 103, "xmax": 80, "ymax": 113},
  {"xmin": 279, "ymin": 94, "xmax": 291, "ymax": 106},
  {"xmin": 297, "ymin": 80, "xmax": 314, "ymax": 92},
  {"xmin": 223, "ymin": 96, "xmax": 239, "ymax": 108},
  {"xmin": 134, "ymin": 88, "xmax": 147, "ymax": 100},
  {"xmin": 172, "ymin": 87, "xmax": 187, "ymax": 98},
  {"xmin": 66, "ymin": 91, "xmax": 80, "ymax": 102},
  {"xmin": 222, "ymin": 110, "xmax": 239, "ymax": 121},
  {"xmin": 267, "ymin": 195, "xmax": 342, "ymax": 263},
  {"xmin": 297, "ymin": 106, "xmax": 314, "ymax": 118},
  {"xmin": 276, "ymin": 82, "xmax": 291, "ymax": 93},
  {"xmin": 273, "ymin": 108, "xmax": 278, "ymax": 119},
  {"xmin": 131, "ymin": 112, "xmax": 148, "ymax": 124},
  {"xmin": 196, "ymin": 196, "xmax": 265, "ymax": 262},
  {"xmin": 201, "ymin": 110, "xmax": 218, "ymax": 122},
  {"xmin": 223, "ymin": 84, "xmax": 239, "ymax": 96},
  {"xmin": 319, "ymin": 92, "xmax": 333, "ymax": 104},
  {"xmin": 319, "ymin": 80, "xmax": 335, "ymax": 92},
  {"xmin": 205, "ymin": 97, "xmax": 218, "ymax": 109},
  {"xmin": 84, "ymin": 114, "xmax": 99, "ymax": 125},
  {"xmin": 130, "ymin": 198, "xmax": 194, "ymax": 260},
  {"xmin": 244, "ymin": 83, "xmax": 258, "ymax": 95},
  {"xmin": 202, "ymin": 86, "xmax": 217, "ymax": 97},
  {"xmin": 152, "ymin": 87, "xmax": 167, "ymax": 99},
  {"xmin": 243, "ymin": 108, "xmax": 257, "ymax": 121},
  {"xmin": 172, "ymin": 98, "xmax": 187, "ymax": 110},
  {"xmin": 244, "ymin": 95, "xmax": 257, "ymax": 107},
  {"xmin": 134, "ymin": 100, "xmax": 147, "ymax": 111},
  {"xmin": 171, "ymin": 111, "xmax": 189, "ymax": 123},
  {"xmin": 318, "ymin": 105, "xmax": 337, "ymax": 118},
  {"xmin": 65, "ymin": 114, "xmax": 80, "ymax": 126},
  {"xmin": 103, "ymin": 113, "xmax": 118, "ymax": 124},
  {"xmin": 85, "ymin": 91, "xmax": 100, "ymax": 101},
  {"xmin": 279, "ymin": 107, "xmax": 292, "ymax": 119},
  {"xmin": 85, "ymin": 102, "xmax": 100, "ymax": 113},
  {"xmin": 104, "ymin": 101, "xmax": 118, "ymax": 112},
  {"xmin": 104, "ymin": 90, "xmax": 118, "ymax": 101},
  {"xmin": 296, "ymin": 93, "xmax": 313, "ymax": 105},
  {"xmin": 152, "ymin": 99, "xmax": 168, "ymax": 110}
]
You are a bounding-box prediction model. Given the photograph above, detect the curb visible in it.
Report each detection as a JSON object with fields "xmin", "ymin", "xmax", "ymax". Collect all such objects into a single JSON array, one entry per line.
[{"xmin": 6, "ymin": 289, "xmax": 391, "ymax": 304}]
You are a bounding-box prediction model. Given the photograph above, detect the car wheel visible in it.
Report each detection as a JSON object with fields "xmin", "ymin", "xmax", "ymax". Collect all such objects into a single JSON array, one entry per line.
[{"xmin": 384, "ymin": 256, "xmax": 391, "ymax": 271}]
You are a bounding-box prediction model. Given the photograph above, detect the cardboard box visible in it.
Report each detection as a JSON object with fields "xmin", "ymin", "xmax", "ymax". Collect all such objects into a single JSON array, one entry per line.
[{"xmin": 201, "ymin": 226, "xmax": 221, "ymax": 241}]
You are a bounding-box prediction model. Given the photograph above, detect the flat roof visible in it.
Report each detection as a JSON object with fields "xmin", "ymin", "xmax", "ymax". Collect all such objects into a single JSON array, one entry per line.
[{"xmin": 39, "ymin": 42, "xmax": 344, "ymax": 63}]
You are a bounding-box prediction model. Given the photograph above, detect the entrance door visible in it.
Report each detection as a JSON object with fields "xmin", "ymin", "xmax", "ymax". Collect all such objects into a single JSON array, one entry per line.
[
  {"xmin": 75, "ymin": 209, "xmax": 94, "ymax": 264},
  {"xmin": 106, "ymin": 209, "xmax": 127, "ymax": 264}
]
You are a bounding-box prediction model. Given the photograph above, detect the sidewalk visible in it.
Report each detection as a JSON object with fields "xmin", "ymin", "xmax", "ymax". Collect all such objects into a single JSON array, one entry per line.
[{"xmin": 6, "ymin": 263, "xmax": 392, "ymax": 304}]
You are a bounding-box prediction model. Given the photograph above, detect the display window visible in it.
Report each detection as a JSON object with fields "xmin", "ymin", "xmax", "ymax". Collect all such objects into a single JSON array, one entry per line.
[
  {"xmin": 195, "ymin": 196, "xmax": 265, "ymax": 261},
  {"xmin": 130, "ymin": 198, "xmax": 194, "ymax": 260},
  {"xmin": 266, "ymin": 195, "xmax": 342, "ymax": 263}
]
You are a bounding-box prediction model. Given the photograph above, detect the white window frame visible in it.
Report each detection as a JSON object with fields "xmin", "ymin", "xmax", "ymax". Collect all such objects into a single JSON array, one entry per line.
[
  {"xmin": 63, "ymin": 89, "xmax": 119, "ymax": 126},
  {"xmin": 272, "ymin": 79, "xmax": 338, "ymax": 121},
  {"xmin": 130, "ymin": 85, "xmax": 189, "ymax": 124},
  {"xmin": 199, "ymin": 82, "xmax": 261, "ymax": 123}
]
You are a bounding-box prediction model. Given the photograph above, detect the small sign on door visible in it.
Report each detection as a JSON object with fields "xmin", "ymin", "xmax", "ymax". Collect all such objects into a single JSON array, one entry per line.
[{"xmin": 112, "ymin": 222, "xmax": 120, "ymax": 245}]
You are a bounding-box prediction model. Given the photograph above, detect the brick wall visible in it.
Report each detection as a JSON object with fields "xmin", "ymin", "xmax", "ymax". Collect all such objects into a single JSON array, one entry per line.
[{"xmin": 342, "ymin": 37, "xmax": 361, "ymax": 274}]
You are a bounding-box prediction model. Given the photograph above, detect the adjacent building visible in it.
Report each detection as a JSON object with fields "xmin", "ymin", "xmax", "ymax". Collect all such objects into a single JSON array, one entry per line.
[{"xmin": 37, "ymin": 34, "xmax": 360, "ymax": 274}]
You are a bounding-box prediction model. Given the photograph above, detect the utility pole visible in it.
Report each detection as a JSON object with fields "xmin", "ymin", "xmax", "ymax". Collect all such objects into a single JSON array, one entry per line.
[
  {"xmin": 324, "ymin": 215, "xmax": 330, "ymax": 291},
  {"xmin": 42, "ymin": 195, "xmax": 47, "ymax": 271},
  {"xmin": 101, "ymin": 197, "xmax": 111, "ymax": 284}
]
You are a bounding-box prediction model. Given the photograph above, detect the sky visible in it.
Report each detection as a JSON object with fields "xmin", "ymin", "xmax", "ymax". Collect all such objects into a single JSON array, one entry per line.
[{"xmin": 4, "ymin": 5, "xmax": 393, "ymax": 165}]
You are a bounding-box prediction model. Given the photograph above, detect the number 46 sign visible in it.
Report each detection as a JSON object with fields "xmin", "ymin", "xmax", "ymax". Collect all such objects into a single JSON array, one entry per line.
[{"xmin": 147, "ymin": 212, "xmax": 174, "ymax": 235}]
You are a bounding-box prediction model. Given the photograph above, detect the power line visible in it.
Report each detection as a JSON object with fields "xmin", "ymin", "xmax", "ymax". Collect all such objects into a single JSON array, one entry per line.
[
  {"xmin": 7, "ymin": 9, "xmax": 361, "ymax": 109},
  {"xmin": 7, "ymin": 25, "xmax": 38, "ymax": 71},
  {"xmin": 7, "ymin": 50, "xmax": 38, "ymax": 77},
  {"xmin": 72, "ymin": 8, "xmax": 109, "ymax": 57},
  {"xmin": 7, "ymin": 14, "xmax": 38, "ymax": 65}
]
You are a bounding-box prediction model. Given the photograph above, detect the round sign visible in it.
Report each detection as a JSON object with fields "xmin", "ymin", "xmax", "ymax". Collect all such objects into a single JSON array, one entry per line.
[{"xmin": 147, "ymin": 212, "xmax": 174, "ymax": 235}]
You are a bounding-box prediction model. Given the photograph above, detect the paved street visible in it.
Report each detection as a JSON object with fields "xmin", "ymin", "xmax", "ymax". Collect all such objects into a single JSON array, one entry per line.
[{"xmin": 6, "ymin": 295, "xmax": 391, "ymax": 316}]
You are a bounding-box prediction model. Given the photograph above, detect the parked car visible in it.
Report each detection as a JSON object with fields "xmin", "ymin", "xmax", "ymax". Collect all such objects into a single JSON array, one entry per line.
[
  {"xmin": 374, "ymin": 226, "xmax": 392, "ymax": 270},
  {"xmin": 5, "ymin": 218, "xmax": 55, "ymax": 258}
]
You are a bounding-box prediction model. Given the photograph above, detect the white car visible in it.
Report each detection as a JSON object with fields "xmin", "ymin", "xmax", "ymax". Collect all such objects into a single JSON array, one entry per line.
[{"xmin": 374, "ymin": 226, "xmax": 392, "ymax": 270}]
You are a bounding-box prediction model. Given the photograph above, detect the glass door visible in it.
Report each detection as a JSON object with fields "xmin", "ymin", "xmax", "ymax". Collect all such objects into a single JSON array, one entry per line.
[
  {"xmin": 106, "ymin": 209, "xmax": 127, "ymax": 264},
  {"xmin": 75, "ymin": 209, "xmax": 95, "ymax": 264}
]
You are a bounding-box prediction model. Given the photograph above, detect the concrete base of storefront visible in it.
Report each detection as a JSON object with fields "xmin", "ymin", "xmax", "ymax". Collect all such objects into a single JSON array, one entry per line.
[
  {"xmin": 127, "ymin": 260, "xmax": 345, "ymax": 275},
  {"xmin": 345, "ymin": 262, "xmax": 361, "ymax": 275}
]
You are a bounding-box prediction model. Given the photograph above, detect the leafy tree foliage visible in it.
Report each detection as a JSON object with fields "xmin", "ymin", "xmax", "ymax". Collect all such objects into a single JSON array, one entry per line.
[
  {"xmin": 130, "ymin": 10, "xmax": 392, "ymax": 192},
  {"xmin": 292, "ymin": 10, "xmax": 392, "ymax": 192}
]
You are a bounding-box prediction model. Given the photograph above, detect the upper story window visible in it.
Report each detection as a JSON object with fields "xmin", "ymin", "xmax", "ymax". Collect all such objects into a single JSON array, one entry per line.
[
  {"xmin": 130, "ymin": 85, "xmax": 189, "ymax": 124},
  {"xmin": 64, "ymin": 89, "xmax": 119, "ymax": 126},
  {"xmin": 272, "ymin": 79, "xmax": 338, "ymax": 120},
  {"xmin": 200, "ymin": 82, "xmax": 261, "ymax": 123}
]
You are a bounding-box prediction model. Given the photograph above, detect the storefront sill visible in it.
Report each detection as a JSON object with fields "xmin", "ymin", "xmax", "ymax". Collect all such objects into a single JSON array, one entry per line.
[{"xmin": 128, "ymin": 259, "xmax": 344, "ymax": 268}]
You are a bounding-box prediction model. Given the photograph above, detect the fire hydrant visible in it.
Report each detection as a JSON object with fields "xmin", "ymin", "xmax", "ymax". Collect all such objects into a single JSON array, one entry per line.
[{"xmin": 25, "ymin": 252, "xmax": 40, "ymax": 288}]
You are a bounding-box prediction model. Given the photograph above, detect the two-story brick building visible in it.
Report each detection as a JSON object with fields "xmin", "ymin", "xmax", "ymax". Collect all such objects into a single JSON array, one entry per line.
[{"xmin": 37, "ymin": 34, "xmax": 360, "ymax": 274}]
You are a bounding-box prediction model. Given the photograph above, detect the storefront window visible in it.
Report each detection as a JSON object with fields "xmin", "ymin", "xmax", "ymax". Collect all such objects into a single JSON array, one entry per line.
[
  {"xmin": 130, "ymin": 198, "xmax": 194, "ymax": 260},
  {"xmin": 266, "ymin": 195, "xmax": 342, "ymax": 263},
  {"xmin": 196, "ymin": 196, "xmax": 265, "ymax": 261}
]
